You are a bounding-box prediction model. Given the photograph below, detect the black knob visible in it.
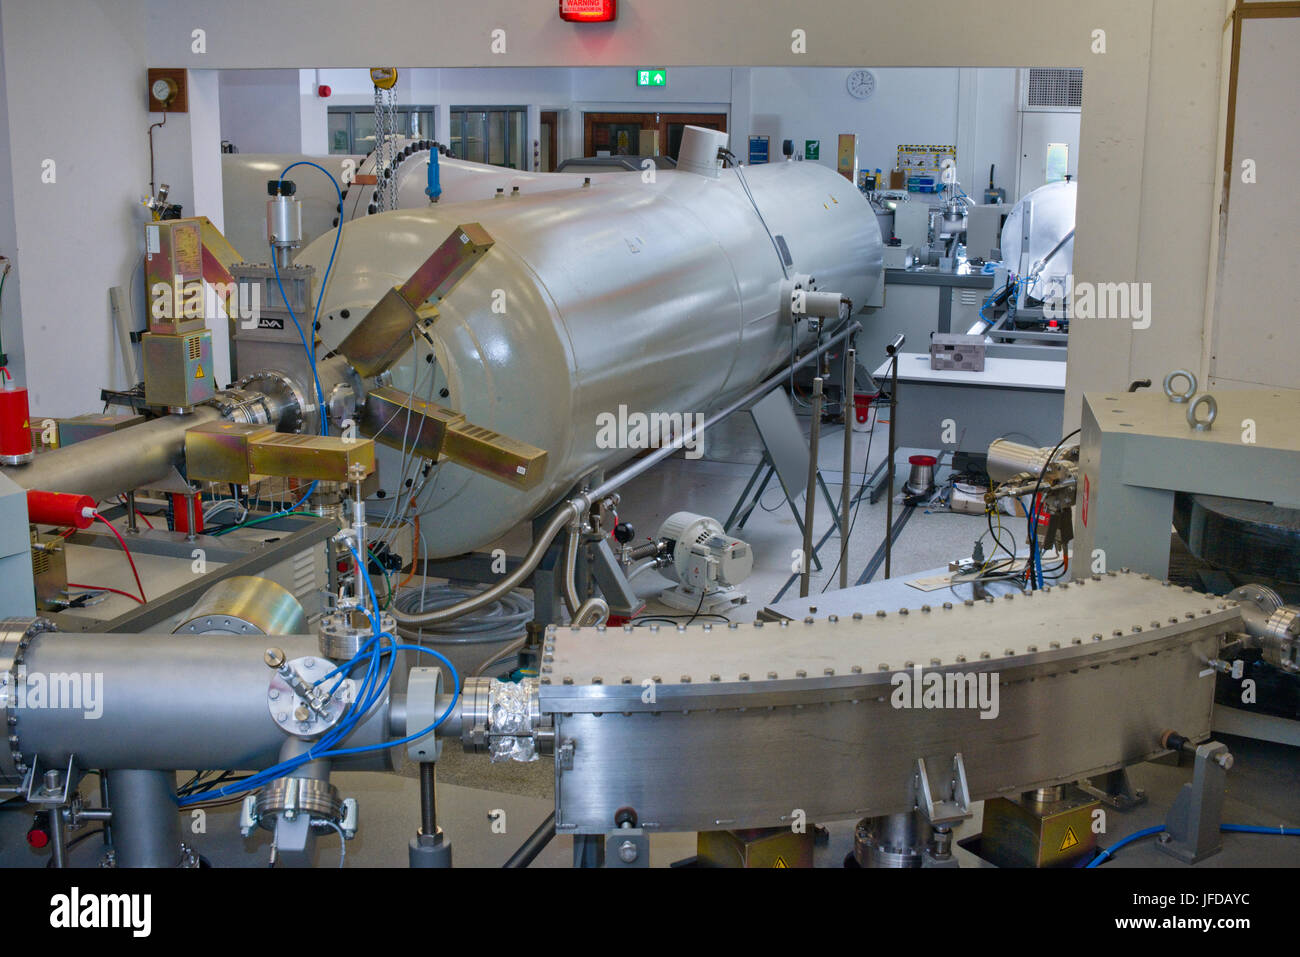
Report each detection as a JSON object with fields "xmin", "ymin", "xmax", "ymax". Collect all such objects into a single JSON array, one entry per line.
[
  {"xmin": 613, "ymin": 806, "xmax": 638, "ymax": 828},
  {"xmin": 613, "ymin": 522, "xmax": 635, "ymax": 544},
  {"xmin": 267, "ymin": 179, "xmax": 296, "ymax": 196}
]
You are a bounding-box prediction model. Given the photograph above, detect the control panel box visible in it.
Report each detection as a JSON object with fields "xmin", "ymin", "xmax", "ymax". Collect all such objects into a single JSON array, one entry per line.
[{"xmin": 929, "ymin": 333, "xmax": 986, "ymax": 372}]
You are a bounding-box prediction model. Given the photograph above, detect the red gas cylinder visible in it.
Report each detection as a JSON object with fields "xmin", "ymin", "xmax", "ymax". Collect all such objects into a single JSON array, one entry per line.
[{"xmin": 0, "ymin": 387, "xmax": 33, "ymax": 465}]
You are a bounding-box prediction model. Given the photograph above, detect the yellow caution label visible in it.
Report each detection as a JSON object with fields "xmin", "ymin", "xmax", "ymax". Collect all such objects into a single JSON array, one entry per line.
[
  {"xmin": 772, "ymin": 855, "xmax": 788, "ymax": 868},
  {"xmin": 1060, "ymin": 826, "xmax": 1080, "ymax": 851},
  {"xmin": 195, "ymin": 365, "xmax": 205, "ymax": 379},
  {"xmin": 21, "ymin": 420, "xmax": 28, "ymax": 429}
]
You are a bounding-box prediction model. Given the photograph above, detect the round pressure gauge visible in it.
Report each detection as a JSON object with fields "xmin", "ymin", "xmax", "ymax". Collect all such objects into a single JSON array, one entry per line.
[
  {"xmin": 846, "ymin": 69, "xmax": 876, "ymax": 100},
  {"xmin": 151, "ymin": 77, "xmax": 177, "ymax": 106}
]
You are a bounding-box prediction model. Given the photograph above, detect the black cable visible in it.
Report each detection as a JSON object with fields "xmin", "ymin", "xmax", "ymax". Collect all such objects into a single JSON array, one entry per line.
[
  {"xmin": 685, "ymin": 586, "xmax": 707, "ymax": 626},
  {"xmin": 632, "ymin": 614, "xmax": 730, "ymax": 626},
  {"xmin": 987, "ymin": 509, "xmax": 1018, "ymax": 562},
  {"xmin": 44, "ymin": 827, "xmax": 108, "ymax": 866},
  {"xmin": 1025, "ymin": 428, "xmax": 1081, "ymax": 590}
]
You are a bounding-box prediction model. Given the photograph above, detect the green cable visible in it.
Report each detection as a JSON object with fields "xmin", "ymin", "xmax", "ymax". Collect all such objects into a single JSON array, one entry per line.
[{"xmin": 367, "ymin": 544, "xmax": 395, "ymax": 610}]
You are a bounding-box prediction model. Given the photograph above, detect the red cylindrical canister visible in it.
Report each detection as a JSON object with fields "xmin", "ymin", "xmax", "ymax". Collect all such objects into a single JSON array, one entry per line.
[
  {"xmin": 26, "ymin": 490, "xmax": 96, "ymax": 529},
  {"xmin": 0, "ymin": 387, "xmax": 33, "ymax": 464}
]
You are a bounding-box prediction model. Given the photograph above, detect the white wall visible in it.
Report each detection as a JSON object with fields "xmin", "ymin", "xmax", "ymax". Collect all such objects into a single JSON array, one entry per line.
[
  {"xmin": 0, "ymin": 0, "xmax": 153, "ymax": 416},
  {"xmin": 219, "ymin": 65, "xmax": 1025, "ymax": 192},
  {"xmin": 0, "ymin": 0, "xmax": 1239, "ymax": 431},
  {"xmin": 218, "ymin": 69, "xmax": 302, "ymax": 153}
]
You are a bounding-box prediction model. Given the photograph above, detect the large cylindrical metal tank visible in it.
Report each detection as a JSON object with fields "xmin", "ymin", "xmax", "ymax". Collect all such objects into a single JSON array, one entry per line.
[
  {"xmin": 297, "ymin": 159, "xmax": 883, "ymax": 556},
  {"xmin": 9, "ymin": 632, "xmax": 394, "ymax": 772}
]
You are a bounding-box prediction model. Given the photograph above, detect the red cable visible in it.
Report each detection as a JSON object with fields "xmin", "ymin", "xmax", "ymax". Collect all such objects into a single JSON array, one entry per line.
[
  {"xmin": 93, "ymin": 513, "xmax": 147, "ymax": 604},
  {"xmin": 67, "ymin": 583, "xmax": 145, "ymax": 605}
]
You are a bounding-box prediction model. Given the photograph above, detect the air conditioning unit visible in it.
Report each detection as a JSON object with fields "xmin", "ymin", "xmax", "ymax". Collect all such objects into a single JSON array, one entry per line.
[{"xmin": 1018, "ymin": 68, "xmax": 1084, "ymax": 113}]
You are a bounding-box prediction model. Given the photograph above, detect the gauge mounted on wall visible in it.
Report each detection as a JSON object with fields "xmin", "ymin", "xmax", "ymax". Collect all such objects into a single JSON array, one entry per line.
[
  {"xmin": 846, "ymin": 69, "xmax": 876, "ymax": 100},
  {"xmin": 147, "ymin": 68, "xmax": 187, "ymax": 112}
]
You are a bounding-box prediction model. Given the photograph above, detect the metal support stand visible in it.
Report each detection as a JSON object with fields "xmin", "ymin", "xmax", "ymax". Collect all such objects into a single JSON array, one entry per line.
[
  {"xmin": 878, "ymin": 356, "xmax": 899, "ymax": 574},
  {"xmin": 105, "ymin": 769, "xmax": 184, "ymax": 868},
  {"xmin": 184, "ymin": 486, "xmax": 199, "ymax": 543},
  {"xmin": 884, "ymin": 352, "xmax": 900, "ymax": 579},
  {"xmin": 1077, "ymin": 767, "xmax": 1148, "ymax": 811},
  {"xmin": 125, "ymin": 490, "xmax": 139, "ymax": 535},
  {"xmin": 840, "ymin": 350, "xmax": 855, "ymax": 590},
  {"xmin": 409, "ymin": 761, "xmax": 453, "ymax": 867},
  {"xmin": 573, "ymin": 833, "xmax": 605, "ymax": 868},
  {"xmin": 1157, "ymin": 740, "xmax": 1232, "ymax": 864},
  {"xmin": 800, "ymin": 378, "xmax": 824, "ymax": 597}
]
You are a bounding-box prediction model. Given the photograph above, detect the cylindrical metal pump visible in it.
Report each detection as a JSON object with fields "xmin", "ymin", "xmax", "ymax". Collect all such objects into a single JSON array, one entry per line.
[{"xmin": 987, "ymin": 438, "xmax": 1069, "ymax": 484}]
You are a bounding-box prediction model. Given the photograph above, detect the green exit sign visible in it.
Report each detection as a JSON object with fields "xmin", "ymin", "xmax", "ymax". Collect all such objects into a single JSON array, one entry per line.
[{"xmin": 636, "ymin": 69, "xmax": 668, "ymax": 87}]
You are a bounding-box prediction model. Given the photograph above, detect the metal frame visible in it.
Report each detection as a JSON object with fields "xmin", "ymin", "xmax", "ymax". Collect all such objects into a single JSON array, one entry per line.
[
  {"xmin": 448, "ymin": 105, "xmax": 528, "ymax": 169},
  {"xmin": 50, "ymin": 514, "xmax": 335, "ymax": 633}
]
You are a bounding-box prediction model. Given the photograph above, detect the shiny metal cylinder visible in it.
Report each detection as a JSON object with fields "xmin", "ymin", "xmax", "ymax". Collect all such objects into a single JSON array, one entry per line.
[
  {"xmin": 854, "ymin": 811, "xmax": 927, "ymax": 868},
  {"xmin": 171, "ymin": 577, "xmax": 308, "ymax": 636},
  {"xmin": 266, "ymin": 195, "xmax": 302, "ymax": 248},
  {"xmin": 986, "ymin": 438, "xmax": 1058, "ymax": 484},
  {"xmin": 105, "ymin": 769, "xmax": 183, "ymax": 868},
  {"xmin": 3, "ymin": 406, "xmax": 222, "ymax": 500},
  {"xmin": 14, "ymin": 633, "xmax": 393, "ymax": 772},
  {"xmin": 299, "ymin": 160, "xmax": 882, "ymax": 557}
]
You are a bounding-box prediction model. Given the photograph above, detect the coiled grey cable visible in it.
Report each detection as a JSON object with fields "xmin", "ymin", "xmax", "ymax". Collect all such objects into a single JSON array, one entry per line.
[{"xmin": 393, "ymin": 583, "xmax": 533, "ymax": 644}]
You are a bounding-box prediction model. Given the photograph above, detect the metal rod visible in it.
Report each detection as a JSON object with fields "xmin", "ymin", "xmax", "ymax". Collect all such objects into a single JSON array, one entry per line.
[
  {"xmin": 578, "ymin": 320, "xmax": 862, "ymax": 510},
  {"xmin": 800, "ymin": 377, "xmax": 823, "ymax": 598},
  {"xmin": 49, "ymin": 807, "xmax": 67, "ymax": 868},
  {"xmin": 503, "ymin": 810, "xmax": 557, "ymax": 868},
  {"xmin": 125, "ymin": 491, "xmax": 139, "ymax": 535},
  {"xmin": 185, "ymin": 488, "xmax": 198, "ymax": 543},
  {"xmin": 840, "ymin": 348, "xmax": 855, "ymax": 590},
  {"xmin": 885, "ymin": 356, "xmax": 899, "ymax": 579},
  {"xmin": 419, "ymin": 762, "xmax": 437, "ymax": 837},
  {"xmin": 98, "ymin": 774, "xmax": 113, "ymax": 847}
]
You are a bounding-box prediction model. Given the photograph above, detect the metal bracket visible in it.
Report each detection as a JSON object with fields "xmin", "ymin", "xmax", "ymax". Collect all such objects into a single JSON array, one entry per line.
[
  {"xmin": 1076, "ymin": 767, "xmax": 1147, "ymax": 811},
  {"xmin": 605, "ymin": 827, "xmax": 649, "ymax": 868},
  {"xmin": 556, "ymin": 739, "xmax": 575, "ymax": 771},
  {"xmin": 23, "ymin": 754, "xmax": 77, "ymax": 807},
  {"xmin": 1157, "ymin": 740, "xmax": 1231, "ymax": 864},
  {"xmin": 915, "ymin": 753, "xmax": 972, "ymax": 826}
]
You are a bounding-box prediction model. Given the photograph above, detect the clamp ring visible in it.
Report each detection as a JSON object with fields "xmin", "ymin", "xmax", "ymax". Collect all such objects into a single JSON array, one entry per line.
[
  {"xmin": 1163, "ymin": 369, "xmax": 1197, "ymax": 403},
  {"xmin": 1187, "ymin": 393, "xmax": 1217, "ymax": 431}
]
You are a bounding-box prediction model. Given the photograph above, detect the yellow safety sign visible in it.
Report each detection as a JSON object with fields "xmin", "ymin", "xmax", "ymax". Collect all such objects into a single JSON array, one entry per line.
[
  {"xmin": 1059, "ymin": 826, "xmax": 1080, "ymax": 851},
  {"xmin": 195, "ymin": 366, "xmax": 205, "ymax": 379}
]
